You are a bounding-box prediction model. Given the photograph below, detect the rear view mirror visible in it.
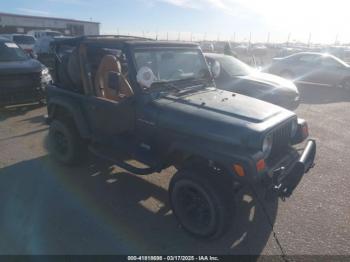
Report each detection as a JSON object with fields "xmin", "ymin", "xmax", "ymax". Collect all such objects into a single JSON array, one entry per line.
[
  {"xmin": 107, "ymin": 71, "xmax": 120, "ymax": 91},
  {"xmin": 210, "ymin": 60, "xmax": 221, "ymax": 79}
]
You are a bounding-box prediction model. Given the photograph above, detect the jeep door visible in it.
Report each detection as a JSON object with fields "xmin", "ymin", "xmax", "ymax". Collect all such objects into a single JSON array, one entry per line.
[
  {"xmin": 81, "ymin": 45, "xmax": 136, "ymax": 141},
  {"xmin": 84, "ymin": 96, "xmax": 135, "ymax": 141}
]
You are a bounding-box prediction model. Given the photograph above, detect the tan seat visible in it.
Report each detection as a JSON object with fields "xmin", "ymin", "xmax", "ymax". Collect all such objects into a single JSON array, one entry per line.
[{"xmin": 94, "ymin": 55, "xmax": 134, "ymax": 101}]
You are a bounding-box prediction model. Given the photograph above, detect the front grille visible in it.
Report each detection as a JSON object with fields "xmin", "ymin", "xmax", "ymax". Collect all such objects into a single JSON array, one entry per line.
[
  {"xmin": 0, "ymin": 73, "xmax": 42, "ymax": 105},
  {"xmin": 0, "ymin": 73, "xmax": 41, "ymax": 88},
  {"xmin": 270, "ymin": 121, "xmax": 292, "ymax": 156}
]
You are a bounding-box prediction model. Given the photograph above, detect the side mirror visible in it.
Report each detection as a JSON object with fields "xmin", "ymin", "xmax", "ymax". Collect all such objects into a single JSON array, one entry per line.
[
  {"xmin": 210, "ymin": 60, "xmax": 221, "ymax": 79},
  {"xmin": 107, "ymin": 71, "xmax": 120, "ymax": 91}
]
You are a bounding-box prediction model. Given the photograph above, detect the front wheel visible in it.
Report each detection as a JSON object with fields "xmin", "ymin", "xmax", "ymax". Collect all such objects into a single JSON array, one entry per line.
[
  {"xmin": 169, "ymin": 169, "xmax": 234, "ymax": 239},
  {"xmin": 48, "ymin": 119, "xmax": 85, "ymax": 165}
]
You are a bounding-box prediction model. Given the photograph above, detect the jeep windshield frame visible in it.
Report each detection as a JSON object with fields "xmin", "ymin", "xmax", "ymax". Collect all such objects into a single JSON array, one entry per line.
[{"xmin": 131, "ymin": 46, "xmax": 212, "ymax": 91}]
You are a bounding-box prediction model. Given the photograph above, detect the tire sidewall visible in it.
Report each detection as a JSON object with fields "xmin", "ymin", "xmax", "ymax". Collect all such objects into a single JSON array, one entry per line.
[
  {"xmin": 48, "ymin": 120, "xmax": 81, "ymax": 165},
  {"xmin": 169, "ymin": 169, "xmax": 234, "ymax": 239}
]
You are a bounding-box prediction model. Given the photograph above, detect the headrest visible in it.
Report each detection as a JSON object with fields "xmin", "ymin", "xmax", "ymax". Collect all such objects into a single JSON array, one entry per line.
[{"xmin": 99, "ymin": 55, "xmax": 121, "ymax": 73}]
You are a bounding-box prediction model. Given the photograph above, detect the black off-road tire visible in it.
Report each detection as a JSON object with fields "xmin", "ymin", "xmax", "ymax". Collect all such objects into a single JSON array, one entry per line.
[
  {"xmin": 48, "ymin": 119, "xmax": 86, "ymax": 165},
  {"xmin": 169, "ymin": 169, "xmax": 234, "ymax": 239}
]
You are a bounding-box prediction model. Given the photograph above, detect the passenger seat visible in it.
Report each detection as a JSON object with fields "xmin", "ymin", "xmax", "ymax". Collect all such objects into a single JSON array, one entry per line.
[{"xmin": 94, "ymin": 55, "xmax": 134, "ymax": 101}]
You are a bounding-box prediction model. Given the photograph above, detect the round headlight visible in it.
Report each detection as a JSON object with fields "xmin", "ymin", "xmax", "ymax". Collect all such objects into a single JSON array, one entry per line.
[
  {"xmin": 262, "ymin": 134, "xmax": 273, "ymax": 158},
  {"xmin": 291, "ymin": 119, "xmax": 298, "ymax": 138},
  {"xmin": 41, "ymin": 67, "xmax": 49, "ymax": 76}
]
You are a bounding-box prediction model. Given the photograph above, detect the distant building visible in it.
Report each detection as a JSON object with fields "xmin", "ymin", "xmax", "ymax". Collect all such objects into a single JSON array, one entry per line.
[{"xmin": 0, "ymin": 12, "xmax": 99, "ymax": 36}]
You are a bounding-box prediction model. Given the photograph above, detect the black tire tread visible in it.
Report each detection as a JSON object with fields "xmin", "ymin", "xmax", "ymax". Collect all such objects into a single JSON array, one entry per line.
[
  {"xmin": 49, "ymin": 119, "xmax": 86, "ymax": 165},
  {"xmin": 169, "ymin": 168, "xmax": 234, "ymax": 239}
]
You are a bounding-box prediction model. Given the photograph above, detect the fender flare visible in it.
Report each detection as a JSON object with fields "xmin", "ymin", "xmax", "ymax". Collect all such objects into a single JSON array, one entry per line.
[
  {"xmin": 48, "ymin": 98, "xmax": 91, "ymax": 139},
  {"xmin": 164, "ymin": 140, "xmax": 256, "ymax": 180}
]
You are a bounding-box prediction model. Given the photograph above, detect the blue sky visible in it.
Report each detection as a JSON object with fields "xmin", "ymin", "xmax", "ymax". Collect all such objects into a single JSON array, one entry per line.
[{"xmin": 0, "ymin": 0, "xmax": 349, "ymax": 43}]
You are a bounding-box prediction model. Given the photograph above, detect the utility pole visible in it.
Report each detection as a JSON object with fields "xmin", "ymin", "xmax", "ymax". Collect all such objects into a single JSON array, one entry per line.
[
  {"xmin": 307, "ymin": 32, "xmax": 312, "ymax": 47},
  {"xmin": 267, "ymin": 32, "xmax": 270, "ymax": 44},
  {"xmin": 287, "ymin": 32, "xmax": 291, "ymax": 46},
  {"xmin": 166, "ymin": 31, "xmax": 169, "ymax": 41}
]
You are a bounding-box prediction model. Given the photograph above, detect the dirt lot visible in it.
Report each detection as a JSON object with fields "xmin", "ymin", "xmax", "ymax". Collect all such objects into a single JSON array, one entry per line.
[{"xmin": 0, "ymin": 85, "xmax": 349, "ymax": 256}]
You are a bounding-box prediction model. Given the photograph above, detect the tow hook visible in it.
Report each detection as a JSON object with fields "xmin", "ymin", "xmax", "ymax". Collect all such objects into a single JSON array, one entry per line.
[{"xmin": 265, "ymin": 167, "xmax": 286, "ymax": 201}]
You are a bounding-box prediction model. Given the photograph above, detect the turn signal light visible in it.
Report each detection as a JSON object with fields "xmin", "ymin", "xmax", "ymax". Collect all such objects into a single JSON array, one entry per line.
[
  {"xmin": 302, "ymin": 123, "xmax": 309, "ymax": 138},
  {"xmin": 256, "ymin": 159, "xmax": 266, "ymax": 172},
  {"xmin": 233, "ymin": 164, "xmax": 245, "ymax": 177}
]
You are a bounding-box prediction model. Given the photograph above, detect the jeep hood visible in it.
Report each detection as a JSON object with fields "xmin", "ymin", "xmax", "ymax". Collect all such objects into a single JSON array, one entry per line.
[{"xmin": 154, "ymin": 88, "xmax": 295, "ymax": 148}]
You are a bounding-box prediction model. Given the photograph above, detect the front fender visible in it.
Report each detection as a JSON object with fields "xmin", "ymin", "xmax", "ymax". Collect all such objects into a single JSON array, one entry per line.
[{"xmin": 164, "ymin": 139, "xmax": 258, "ymax": 182}]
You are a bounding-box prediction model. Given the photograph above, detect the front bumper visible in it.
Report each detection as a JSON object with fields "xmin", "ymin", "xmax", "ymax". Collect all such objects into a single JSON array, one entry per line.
[{"xmin": 265, "ymin": 139, "xmax": 316, "ymax": 199}]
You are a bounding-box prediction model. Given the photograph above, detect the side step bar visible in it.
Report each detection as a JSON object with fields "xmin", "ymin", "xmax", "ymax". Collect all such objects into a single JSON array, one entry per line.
[{"xmin": 89, "ymin": 146, "xmax": 156, "ymax": 175}]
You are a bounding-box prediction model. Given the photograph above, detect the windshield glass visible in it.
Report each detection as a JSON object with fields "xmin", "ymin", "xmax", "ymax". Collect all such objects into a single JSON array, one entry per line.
[
  {"xmin": 216, "ymin": 55, "xmax": 254, "ymax": 76},
  {"xmin": 13, "ymin": 35, "xmax": 36, "ymax": 45},
  {"xmin": 0, "ymin": 42, "xmax": 29, "ymax": 62},
  {"xmin": 134, "ymin": 48, "xmax": 210, "ymax": 86}
]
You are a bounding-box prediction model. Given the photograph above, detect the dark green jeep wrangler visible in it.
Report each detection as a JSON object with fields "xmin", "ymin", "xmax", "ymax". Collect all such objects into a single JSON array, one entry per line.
[{"xmin": 46, "ymin": 35, "xmax": 316, "ymax": 239}]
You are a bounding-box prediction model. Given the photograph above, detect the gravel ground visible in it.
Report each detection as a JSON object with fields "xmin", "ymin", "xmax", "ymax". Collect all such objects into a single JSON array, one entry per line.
[{"xmin": 0, "ymin": 85, "xmax": 349, "ymax": 256}]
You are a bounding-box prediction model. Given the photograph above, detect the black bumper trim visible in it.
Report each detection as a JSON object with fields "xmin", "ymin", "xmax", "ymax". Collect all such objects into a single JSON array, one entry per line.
[{"xmin": 268, "ymin": 139, "xmax": 316, "ymax": 199}]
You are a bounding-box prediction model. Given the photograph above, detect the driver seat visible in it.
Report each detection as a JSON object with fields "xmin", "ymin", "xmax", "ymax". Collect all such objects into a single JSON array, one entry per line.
[{"xmin": 94, "ymin": 55, "xmax": 134, "ymax": 101}]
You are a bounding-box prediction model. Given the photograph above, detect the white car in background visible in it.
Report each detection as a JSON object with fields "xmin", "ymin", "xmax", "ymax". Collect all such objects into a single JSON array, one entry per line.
[
  {"xmin": 0, "ymin": 34, "xmax": 36, "ymax": 56},
  {"xmin": 27, "ymin": 30, "xmax": 63, "ymax": 40}
]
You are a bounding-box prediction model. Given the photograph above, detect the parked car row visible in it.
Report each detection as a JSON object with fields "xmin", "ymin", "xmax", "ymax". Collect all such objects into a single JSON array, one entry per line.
[
  {"xmin": 205, "ymin": 53, "xmax": 300, "ymax": 110},
  {"xmin": 204, "ymin": 51, "xmax": 350, "ymax": 112},
  {"xmin": 0, "ymin": 30, "xmax": 64, "ymax": 58}
]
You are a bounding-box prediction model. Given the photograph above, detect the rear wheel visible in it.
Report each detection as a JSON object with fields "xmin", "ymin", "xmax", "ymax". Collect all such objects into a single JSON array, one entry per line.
[
  {"xmin": 169, "ymin": 168, "xmax": 234, "ymax": 239},
  {"xmin": 48, "ymin": 119, "xmax": 85, "ymax": 165}
]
